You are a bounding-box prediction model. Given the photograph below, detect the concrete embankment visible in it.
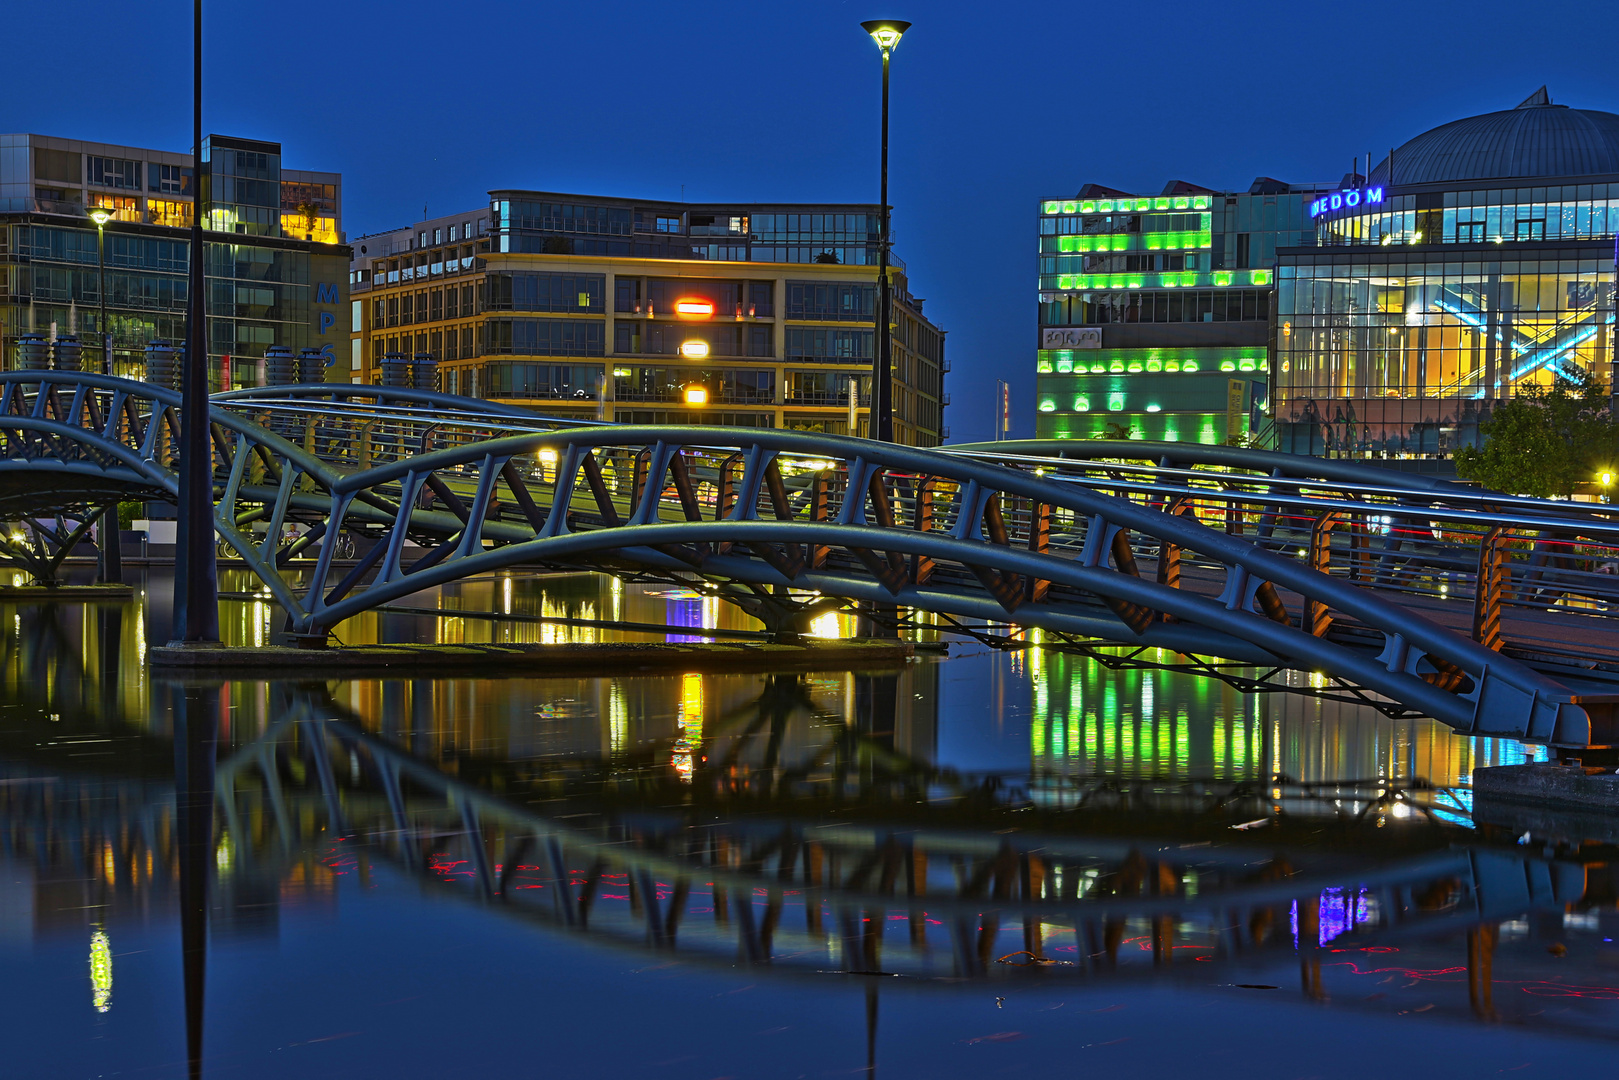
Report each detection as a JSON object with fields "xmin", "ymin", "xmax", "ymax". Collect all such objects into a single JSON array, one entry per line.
[
  {"xmin": 1473, "ymin": 763, "xmax": 1619, "ymax": 817},
  {"xmin": 149, "ymin": 638, "xmax": 916, "ymax": 676}
]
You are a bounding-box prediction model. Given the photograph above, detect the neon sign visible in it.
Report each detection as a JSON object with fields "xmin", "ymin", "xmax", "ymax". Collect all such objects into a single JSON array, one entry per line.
[{"xmin": 1310, "ymin": 186, "xmax": 1384, "ymax": 218}]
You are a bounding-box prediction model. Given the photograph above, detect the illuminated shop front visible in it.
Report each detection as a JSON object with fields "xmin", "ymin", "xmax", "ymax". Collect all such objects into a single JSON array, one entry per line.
[{"xmin": 1273, "ymin": 89, "xmax": 1619, "ymax": 457}]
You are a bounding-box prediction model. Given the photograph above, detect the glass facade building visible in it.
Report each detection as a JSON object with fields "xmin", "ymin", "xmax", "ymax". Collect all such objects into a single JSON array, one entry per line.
[
  {"xmin": 1274, "ymin": 90, "xmax": 1619, "ymax": 457},
  {"xmin": 1036, "ymin": 179, "xmax": 1329, "ymax": 443},
  {"xmin": 350, "ymin": 192, "xmax": 947, "ymax": 445},
  {"xmin": 0, "ymin": 133, "xmax": 347, "ymax": 388}
]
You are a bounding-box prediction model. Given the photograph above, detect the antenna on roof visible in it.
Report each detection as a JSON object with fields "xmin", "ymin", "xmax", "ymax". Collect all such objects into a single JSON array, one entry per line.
[{"xmin": 1515, "ymin": 86, "xmax": 1551, "ymax": 109}]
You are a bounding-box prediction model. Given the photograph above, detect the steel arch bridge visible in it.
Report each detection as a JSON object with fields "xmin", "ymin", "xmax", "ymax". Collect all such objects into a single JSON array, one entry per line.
[{"xmin": 0, "ymin": 371, "xmax": 1615, "ymax": 749}]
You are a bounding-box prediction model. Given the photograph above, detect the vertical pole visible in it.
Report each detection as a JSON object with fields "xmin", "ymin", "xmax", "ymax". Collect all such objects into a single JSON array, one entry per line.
[
  {"xmin": 847, "ymin": 374, "xmax": 859, "ymax": 437},
  {"xmin": 873, "ymin": 46, "xmax": 893, "ymax": 443},
  {"xmin": 173, "ymin": 683, "xmax": 218, "ymax": 1080},
  {"xmin": 96, "ymin": 222, "xmax": 121, "ymax": 584},
  {"xmin": 174, "ymin": 0, "xmax": 219, "ymax": 642}
]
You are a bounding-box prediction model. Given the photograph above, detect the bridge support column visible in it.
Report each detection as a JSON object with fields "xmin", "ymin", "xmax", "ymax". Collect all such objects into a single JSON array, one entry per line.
[{"xmin": 96, "ymin": 505, "xmax": 122, "ymax": 584}]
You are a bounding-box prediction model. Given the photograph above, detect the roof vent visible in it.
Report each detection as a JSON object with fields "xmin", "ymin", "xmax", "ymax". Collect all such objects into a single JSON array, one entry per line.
[{"xmin": 1516, "ymin": 86, "xmax": 1551, "ymax": 108}]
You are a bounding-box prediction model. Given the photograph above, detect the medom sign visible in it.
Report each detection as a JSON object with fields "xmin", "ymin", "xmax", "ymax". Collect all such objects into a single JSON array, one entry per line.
[{"xmin": 1309, "ymin": 186, "xmax": 1385, "ymax": 218}]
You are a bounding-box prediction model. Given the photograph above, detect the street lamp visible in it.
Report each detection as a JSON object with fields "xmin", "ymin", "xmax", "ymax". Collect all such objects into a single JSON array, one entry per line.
[
  {"xmin": 86, "ymin": 205, "xmax": 122, "ymax": 585},
  {"xmin": 860, "ymin": 18, "xmax": 910, "ymax": 443},
  {"xmin": 87, "ymin": 206, "xmax": 114, "ymax": 374},
  {"xmin": 1600, "ymin": 469, "xmax": 1614, "ymax": 505}
]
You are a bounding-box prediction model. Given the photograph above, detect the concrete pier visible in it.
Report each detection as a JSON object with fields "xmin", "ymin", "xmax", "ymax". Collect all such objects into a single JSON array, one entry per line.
[{"xmin": 1472, "ymin": 763, "xmax": 1619, "ymax": 815}]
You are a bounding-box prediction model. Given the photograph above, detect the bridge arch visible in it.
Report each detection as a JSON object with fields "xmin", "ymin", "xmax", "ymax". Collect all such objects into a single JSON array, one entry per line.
[{"xmin": 0, "ymin": 372, "xmax": 1610, "ymax": 748}]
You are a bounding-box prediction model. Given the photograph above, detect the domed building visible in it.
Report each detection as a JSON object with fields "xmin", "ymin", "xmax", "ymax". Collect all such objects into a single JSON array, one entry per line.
[{"xmin": 1272, "ymin": 88, "xmax": 1619, "ymax": 458}]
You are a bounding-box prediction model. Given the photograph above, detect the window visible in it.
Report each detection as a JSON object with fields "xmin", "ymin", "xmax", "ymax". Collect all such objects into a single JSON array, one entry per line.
[
  {"xmin": 151, "ymin": 163, "xmax": 193, "ymax": 195},
  {"xmin": 1516, "ymin": 218, "xmax": 1545, "ymax": 240},
  {"xmin": 433, "ymin": 228, "xmax": 442, "ymax": 244},
  {"xmin": 446, "ymin": 287, "xmax": 459, "ymax": 319},
  {"xmin": 463, "ymin": 221, "xmax": 472, "ymax": 239},
  {"xmin": 787, "ymin": 281, "xmax": 874, "ymax": 320},
  {"xmin": 419, "ymin": 231, "xmax": 428, "ymax": 246},
  {"xmin": 484, "ymin": 319, "xmax": 606, "ymax": 357},
  {"xmin": 448, "ymin": 225, "xmax": 458, "ymax": 242},
  {"xmin": 88, "ymin": 157, "xmax": 141, "ymax": 190},
  {"xmin": 785, "ymin": 327, "xmax": 874, "ymax": 362},
  {"xmin": 485, "ymin": 362, "xmax": 604, "ymax": 400},
  {"xmin": 429, "ymin": 290, "xmax": 443, "ymax": 321},
  {"xmin": 352, "ymin": 300, "xmax": 363, "ymax": 333},
  {"xmin": 485, "ymin": 272, "xmax": 605, "ymax": 313},
  {"xmin": 656, "ymin": 216, "xmax": 681, "ymax": 233}
]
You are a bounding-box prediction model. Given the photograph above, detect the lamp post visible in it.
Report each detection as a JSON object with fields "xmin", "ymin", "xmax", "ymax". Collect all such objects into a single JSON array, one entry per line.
[
  {"xmin": 860, "ymin": 18, "xmax": 909, "ymax": 443},
  {"xmin": 87, "ymin": 206, "xmax": 122, "ymax": 584},
  {"xmin": 87, "ymin": 207, "xmax": 113, "ymax": 375},
  {"xmin": 1601, "ymin": 469, "xmax": 1614, "ymax": 506},
  {"xmin": 172, "ymin": 0, "xmax": 219, "ymax": 643}
]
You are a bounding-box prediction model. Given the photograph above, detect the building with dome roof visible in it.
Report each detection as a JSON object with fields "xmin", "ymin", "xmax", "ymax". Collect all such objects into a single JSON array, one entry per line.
[{"xmin": 1272, "ymin": 88, "xmax": 1618, "ymax": 458}]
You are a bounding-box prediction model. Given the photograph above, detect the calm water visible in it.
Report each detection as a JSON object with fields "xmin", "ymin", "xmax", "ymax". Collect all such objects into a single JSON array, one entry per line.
[{"xmin": 0, "ymin": 569, "xmax": 1612, "ymax": 1080}]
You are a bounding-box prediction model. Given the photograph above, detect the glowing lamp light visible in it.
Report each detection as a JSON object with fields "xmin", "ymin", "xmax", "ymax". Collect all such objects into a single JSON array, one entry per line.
[
  {"xmin": 861, "ymin": 19, "xmax": 911, "ymax": 53},
  {"xmin": 675, "ymin": 299, "xmax": 715, "ymax": 318},
  {"xmin": 537, "ymin": 448, "xmax": 558, "ymax": 465},
  {"xmin": 1145, "ymin": 404, "xmax": 1161, "ymax": 412},
  {"xmin": 684, "ymin": 385, "xmax": 709, "ymax": 406},
  {"xmin": 88, "ymin": 207, "xmax": 115, "ymax": 227},
  {"xmin": 679, "ymin": 339, "xmax": 709, "ymax": 359},
  {"xmin": 1601, "ymin": 470, "xmax": 1614, "ymax": 487}
]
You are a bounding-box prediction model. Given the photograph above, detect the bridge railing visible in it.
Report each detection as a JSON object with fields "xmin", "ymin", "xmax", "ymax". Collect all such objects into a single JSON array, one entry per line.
[{"xmin": 947, "ymin": 441, "xmax": 1619, "ymax": 666}]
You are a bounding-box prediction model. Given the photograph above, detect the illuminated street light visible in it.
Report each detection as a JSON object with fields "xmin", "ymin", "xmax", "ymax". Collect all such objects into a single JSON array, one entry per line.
[
  {"xmin": 679, "ymin": 339, "xmax": 709, "ymax": 359},
  {"xmin": 859, "ymin": 17, "xmax": 912, "ymax": 442},
  {"xmin": 684, "ymin": 385, "xmax": 709, "ymax": 406},
  {"xmin": 85, "ymin": 205, "xmax": 120, "ymax": 584},
  {"xmin": 1601, "ymin": 469, "xmax": 1614, "ymax": 504},
  {"xmin": 675, "ymin": 298, "xmax": 714, "ymax": 318}
]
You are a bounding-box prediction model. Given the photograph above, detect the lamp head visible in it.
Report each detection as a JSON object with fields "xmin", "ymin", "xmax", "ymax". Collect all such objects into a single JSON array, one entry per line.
[
  {"xmin": 861, "ymin": 19, "xmax": 911, "ymax": 53},
  {"xmin": 1602, "ymin": 470, "xmax": 1614, "ymax": 487},
  {"xmin": 87, "ymin": 207, "xmax": 115, "ymax": 227},
  {"xmin": 684, "ymin": 385, "xmax": 709, "ymax": 407}
]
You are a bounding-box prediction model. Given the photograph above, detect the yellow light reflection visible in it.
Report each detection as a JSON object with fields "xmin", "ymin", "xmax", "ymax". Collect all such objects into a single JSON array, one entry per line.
[{"xmin": 89, "ymin": 929, "xmax": 112, "ymax": 1012}]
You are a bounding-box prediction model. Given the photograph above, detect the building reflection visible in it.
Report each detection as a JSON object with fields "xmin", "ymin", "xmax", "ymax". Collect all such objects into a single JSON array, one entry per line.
[{"xmin": 1026, "ymin": 647, "xmax": 1543, "ymax": 802}]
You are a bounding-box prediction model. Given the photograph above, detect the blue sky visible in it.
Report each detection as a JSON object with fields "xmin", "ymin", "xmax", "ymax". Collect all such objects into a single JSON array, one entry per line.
[{"xmin": 12, "ymin": 0, "xmax": 1619, "ymax": 440}]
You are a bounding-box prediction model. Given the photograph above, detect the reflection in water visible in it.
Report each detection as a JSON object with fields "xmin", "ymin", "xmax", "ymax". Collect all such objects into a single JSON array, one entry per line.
[{"xmin": 0, "ymin": 571, "xmax": 1612, "ymax": 1079}]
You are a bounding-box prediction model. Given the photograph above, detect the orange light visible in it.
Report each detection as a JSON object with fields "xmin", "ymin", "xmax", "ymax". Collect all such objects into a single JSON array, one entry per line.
[
  {"xmin": 684, "ymin": 385, "xmax": 709, "ymax": 406},
  {"xmin": 675, "ymin": 298, "xmax": 714, "ymax": 318},
  {"xmin": 679, "ymin": 339, "xmax": 710, "ymax": 359}
]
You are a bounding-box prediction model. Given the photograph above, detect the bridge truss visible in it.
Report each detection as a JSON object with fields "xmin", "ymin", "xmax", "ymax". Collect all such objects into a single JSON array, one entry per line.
[{"xmin": 0, "ymin": 372, "xmax": 1615, "ymax": 748}]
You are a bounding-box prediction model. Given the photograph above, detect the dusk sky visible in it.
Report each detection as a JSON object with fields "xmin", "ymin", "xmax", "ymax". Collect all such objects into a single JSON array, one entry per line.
[{"xmin": 12, "ymin": 0, "xmax": 1619, "ymax": 440}]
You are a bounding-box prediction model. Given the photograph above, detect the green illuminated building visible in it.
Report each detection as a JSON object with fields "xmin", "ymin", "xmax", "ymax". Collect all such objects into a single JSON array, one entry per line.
[{"xmin": 1035, "ymin": 178, "xmax": 1331, "ymax": 443}]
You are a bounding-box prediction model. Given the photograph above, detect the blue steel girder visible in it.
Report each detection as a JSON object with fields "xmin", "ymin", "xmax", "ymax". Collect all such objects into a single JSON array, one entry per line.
[
  {"xmin": 249, "ymin": 421, "xmax": 1610, "ymax": 748},
  {"xmin": 0, "ymin": 372, "xmax": 1612, "ymax": 749}
]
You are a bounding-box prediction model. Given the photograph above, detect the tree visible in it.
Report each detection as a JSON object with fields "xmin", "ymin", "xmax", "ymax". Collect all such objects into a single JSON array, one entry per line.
[{"xmin": 1453, "ymin": 368, "xmax": 1615, "ymax": 497}]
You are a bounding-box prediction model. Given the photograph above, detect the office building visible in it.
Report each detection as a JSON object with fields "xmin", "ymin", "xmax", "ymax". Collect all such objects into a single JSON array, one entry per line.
[
  {"xmin": 0, "ymin": 133, "xmax": 348, "ymax": 387},
  {"xmin": 348, "ymin": 192, "xmax": 947, "ymax": 444},
  {"xmin": 1274, "ymin": 88, "xmax": 1619, "ymax": 457},
  {"xmin": 1035, "ymin": 178, "xmax": 1330, "ymax": 443}
]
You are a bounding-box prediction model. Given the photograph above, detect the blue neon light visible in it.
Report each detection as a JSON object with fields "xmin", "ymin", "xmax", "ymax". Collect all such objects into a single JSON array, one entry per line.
[{"xmin": 1309, "ymin": 186, "xmax": 1385, "ymax": 218}]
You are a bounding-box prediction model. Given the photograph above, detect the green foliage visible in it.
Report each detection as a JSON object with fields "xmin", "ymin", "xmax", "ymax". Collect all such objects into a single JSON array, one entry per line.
[
  {"xmin": 1094, "ymin": 421, "xmax": 1134, "ymax": 441},
  {"xmin": 1454, "ymin": 368, "xmax": 1616, "ymax": 497},
  {"xmin": 117, "ymin": 501, "xmax": 142, "ymax": 529}
]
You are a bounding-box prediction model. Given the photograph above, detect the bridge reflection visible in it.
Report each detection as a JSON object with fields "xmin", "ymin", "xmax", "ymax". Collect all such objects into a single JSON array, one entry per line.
[{"xmin": 3, "ymin": 681, "xmax": 1616, "ymax": 1037}]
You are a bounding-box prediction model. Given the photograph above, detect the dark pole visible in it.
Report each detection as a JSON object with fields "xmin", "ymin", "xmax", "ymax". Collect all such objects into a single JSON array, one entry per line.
[
  {"xmin": 94, "ymin": 218, "xmax": 121, "ymax": 583},
  {"xmin": 173, "ymin": 682, "xmax": 218, "ymax": 1080},
  {"xmin": 873, "ymin": 45, "xmax": 892, "ymax": 442},
  {"xmin": 174, "ymin": 0, "xmax": 218, "ymax": 642}
]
